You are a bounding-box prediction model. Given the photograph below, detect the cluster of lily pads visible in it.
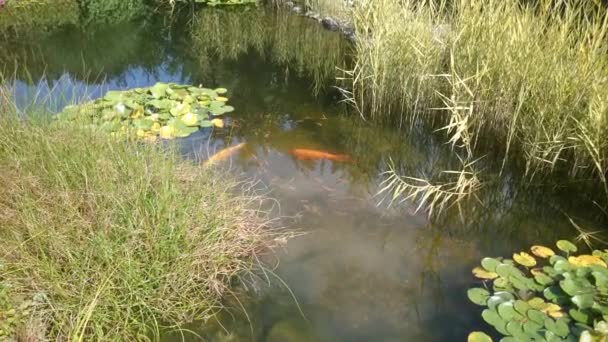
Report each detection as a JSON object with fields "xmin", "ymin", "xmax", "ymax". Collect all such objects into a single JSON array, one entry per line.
[
  {"xmin": 467, "ymin": 240, "xmax": 608, "ymax": 342},
  {"xmin": 56, "ymin": 82, "xmax": 234, "ymax": 141}
]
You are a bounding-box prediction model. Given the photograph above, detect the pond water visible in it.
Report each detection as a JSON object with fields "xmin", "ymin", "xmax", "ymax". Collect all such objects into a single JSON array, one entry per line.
[{"xmin": 1, "ymin": 4, "xmax": 605, "ymax": 341}]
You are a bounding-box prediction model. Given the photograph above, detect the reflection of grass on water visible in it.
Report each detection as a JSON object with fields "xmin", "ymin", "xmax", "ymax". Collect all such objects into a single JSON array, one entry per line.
[
  {"xmin": 190, "ymin": 7, "xmax": 349, "ymax": 94},
  {"xmin": 0, "ymin": 95, "xmax": 280, "ymax": 339}
]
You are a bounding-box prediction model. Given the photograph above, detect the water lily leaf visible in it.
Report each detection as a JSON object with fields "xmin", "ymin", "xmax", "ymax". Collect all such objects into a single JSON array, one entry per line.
[
  {"xmin": 159, "ymin": 125, "xmax": 175, "ymax": 139},
  {"xmin": 482, "ymin": 258, "xmax": 501, "ymax": 272},
  {"xmin": 170, "ymin": 103, "xmax": 191, "ymax": 117},
  {"xmin": 496, "ymin": 264, "xmax": 524, "ymax": 279},
  {"xmin": 482, "ymin": 309, "xmax": 508, "ymax": 335},
  {"xmin": 211, "ymin": 118, "xmax": 224, "ymax": 128},
  {"xmin": 148, "ymin": 99, "xmax": 175, "ymax": 110},
  {"xmin": 493, "ymin": 277, "xmax": 510, "ymax": 290},
  {"xmin": 133, "ymin": 118, "xmax": 154, "ymax": 130},
  {"xmin": 531, "ymin": 245, "xmax": 555, "ymax": 258},
  {"xmin": 215, "ymin": 96, "xmax": 229, "ymax": 102},
  {"xmin": 215, "ymin": 87, "xmax": 228, "ymax": 94},
  {"xmin": 528, "ymin": 298, "xmax": 546, "ymax": 310},
  {"xmin": 222, "ymin": 105, "xmax": 235, "ymax": 113},
  {"xmin": 200, "ymin": 120, "xmax": 214, "ymax": 128},
  {"xmin": 527, "ymin": 309, "xmax": 547, "ymax": 324},
  {"xmin": 523, "ymin": 320, "xmax": 542, "ymax": 335},
  {"xmin": 473, "ymin": 267, "xmax": 499, "ymax": 280},
  {"xmin": 498, "ymin": 302, "xmax": 522, "ymax": 321},
  {"xmin": 554, "ymin": 260, "xmax": 573, "ymax": 273},
  {"xmin": 104, "ymin": 90, "xmax": 124, "ymax": 102},
  {"xmin": 544, "ymin": 285, "xmax": 568, "ymax": 302},
  {"xmin": 209, "ymin": 106, "xmax": 227, "ymax": 116},
  {"xmin": 514, "ymin": 300, "xmax": 530, "ymax": 315},
  {"xmin": 572, "ymin": 294, "xmax": 595, "ymax": 309},
  {"xmin": 570, "ymin": 308, "xmax": 592, "ymax": 324},
  {"xmin": 170, "ymin": 120, "xmax": 199, "ymax": 138},
  {"xmin": 569, "ymin": 255, "xmax": 607, "ymax": 268},
  {"xmin": 513, "ymin": 252, "xmax": 536, "ymax": 267},
  {"xmin": 150, "ymin": 83, "xmax": 169, "ymax": 98},
  {"xmin": 550, "ymin": 255, "xmax": 567, "ymax": 265},
  {"xmin": 540, "ymin": 303, "xmax": 563, "ymax": 318},
  {"xmin": 556, "ymin": 240, "xmax": 577, "ymax": 253},
  {"xmin": 534, "ymin": 272, "xmax": 555, "ymax": 286},
  {"xmin": 467, "ymin": 332, "xmax": 493, "ymax": 342},
  {"xmin": 468, "ymin": 288, "xmax": 490, "ymax": 306},
  {"xmin": 505, "ymin": 321, "xmax": 524, "ymax": 337},
  {"xmin": 181, "ymin": 113, "xmax": 198, "ymax": 127}
]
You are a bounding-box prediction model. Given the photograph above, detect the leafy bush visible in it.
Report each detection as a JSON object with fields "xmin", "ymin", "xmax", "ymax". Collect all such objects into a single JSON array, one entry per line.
[{"xmin": 468, "ymin": 241, "xmax": 608, "ymax": 341}]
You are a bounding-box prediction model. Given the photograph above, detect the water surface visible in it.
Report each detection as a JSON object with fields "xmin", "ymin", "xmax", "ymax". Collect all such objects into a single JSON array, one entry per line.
[{"xmin": 0, "ymin": 5, "xmax": 601, "ymax": 341}]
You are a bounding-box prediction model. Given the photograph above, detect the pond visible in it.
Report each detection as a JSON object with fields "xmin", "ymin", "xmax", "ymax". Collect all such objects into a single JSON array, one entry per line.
[{"xmin": 0, "ymin": 4, "xmax": 604, "ymax": 341}]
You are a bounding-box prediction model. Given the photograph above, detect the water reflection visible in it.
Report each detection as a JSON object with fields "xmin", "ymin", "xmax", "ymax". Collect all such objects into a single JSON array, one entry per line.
[{"xmin": 0, "ymin": 5, "xmax": 601, "ymax": 341}]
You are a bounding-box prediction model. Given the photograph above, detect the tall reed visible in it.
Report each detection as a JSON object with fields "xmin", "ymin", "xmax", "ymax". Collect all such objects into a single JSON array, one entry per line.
[{"xmin": 350, "ymin": 0, "xmax": 608, "ymax": 210}]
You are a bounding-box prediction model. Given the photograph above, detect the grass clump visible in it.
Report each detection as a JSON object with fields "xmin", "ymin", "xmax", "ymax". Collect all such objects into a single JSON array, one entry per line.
[
  {"xmin": 0, "ymin": 114, "xmax": 274, "ymax": 340},
  {"xmin": 349, "ymin": 0, "xmax": 608, "ymax": 211}
]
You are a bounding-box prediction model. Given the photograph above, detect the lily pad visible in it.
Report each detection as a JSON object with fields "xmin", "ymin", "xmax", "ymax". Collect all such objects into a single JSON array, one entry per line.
[
  {"xmin": 468, "ymin": 288, "xmax": 491, "ymax": 306},
  {"xmin": 55, "ymin": 83, "xmax": 236, "ymax": 141},
  {"xmin": 513, "ymin": 252, "xmax": 536, "ymax": 267},
  {"xmin": 467, "ymin": 332, "xmax": 493, "ymax": 342},
  {"xmin": 531, "ymin": 245, "xmax": 555, "ymax": 258},
  {"xmin": 556, "ymin": 240, "xmax": 577, "ymax": 253}
]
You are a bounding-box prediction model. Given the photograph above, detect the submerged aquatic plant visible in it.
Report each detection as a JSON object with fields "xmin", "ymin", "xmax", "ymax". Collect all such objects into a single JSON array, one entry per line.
[
  {"xmin": 55, "ymin": 82, "xmax": 233, "ymax": 141},
  {"xmin": 468, "ymin": 240, "xmax": 608, "ymax": 341}
]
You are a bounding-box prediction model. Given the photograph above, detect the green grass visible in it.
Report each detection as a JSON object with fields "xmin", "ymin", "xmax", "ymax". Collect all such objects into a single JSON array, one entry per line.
[
  {"xmin": 0, "ymin": 110, "xmax": 276, "ymax": 340},
  {"xmin": 342, "ymin": 0, "xmax": 608, "ymax": 211}
]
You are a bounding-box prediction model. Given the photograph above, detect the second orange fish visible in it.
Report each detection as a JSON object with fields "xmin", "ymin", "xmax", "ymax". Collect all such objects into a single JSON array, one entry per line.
[{"xmin": 288, "ymin": 149, "xmax": 352, "ymax": 163}]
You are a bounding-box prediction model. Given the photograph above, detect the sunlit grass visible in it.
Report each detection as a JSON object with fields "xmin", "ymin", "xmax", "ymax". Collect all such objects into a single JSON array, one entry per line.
[
  {"xmin": 347, "ymin": 0, "xmax": 608, "ymax": 213},
  {"xmin": 0, "ymin": 109, "xmax": 278, "ymax": 339}
]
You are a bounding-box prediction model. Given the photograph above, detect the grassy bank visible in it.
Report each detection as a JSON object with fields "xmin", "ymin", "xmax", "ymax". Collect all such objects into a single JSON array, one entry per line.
[{"xmin": 0, "ymin": 111, "xmax": 275, "ymax": 339}]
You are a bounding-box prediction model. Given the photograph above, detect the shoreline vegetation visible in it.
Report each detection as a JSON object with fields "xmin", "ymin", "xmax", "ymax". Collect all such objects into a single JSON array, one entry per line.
[
  {"xmin": 283, "ymin": 0, "xmax": 608, "ymax": 215},
  {"xmin": 0, "ymin": 86, "xmax": 282, "ymax": 339}
]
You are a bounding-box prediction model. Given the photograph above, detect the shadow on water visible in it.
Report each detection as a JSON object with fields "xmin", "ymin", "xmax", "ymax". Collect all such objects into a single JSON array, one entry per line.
[{"xmin": 1, "ymin": 4, "xmax": 606, "ymax": 341}]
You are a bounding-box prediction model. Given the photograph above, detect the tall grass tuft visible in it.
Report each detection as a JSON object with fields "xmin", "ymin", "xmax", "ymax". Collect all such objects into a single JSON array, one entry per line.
[
  {"xmin": 0, "ymin": 113, "xmax": 277, "ymax": 340},
  {"xmin": 350, "ymin": 0, "xmax": 608, "ymax": 211}
]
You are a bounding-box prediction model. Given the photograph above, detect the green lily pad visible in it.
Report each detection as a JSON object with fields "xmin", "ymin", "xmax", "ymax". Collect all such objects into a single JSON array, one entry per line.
[
  {"xmin": 556, "ymin": 240, "xmax": 577, "ymax": 253},
  {"xmin": 467, "ymin": 332, "xmax": 493, "ymax": 342},
  {"xmin": 498, "ymin": 302, "xmax": 522, "ymax": 321},
  {"xmin": 483, "ymin": 309, "xmax": 508, "ymax": 335},
  {"xmin": 468, "ymin": 288, "xmax": 491, "ymax": 306},
  {"xmin": 150, "ymin": 82, "xmax": 169, "ymax": 98},
  {"xmin": 569, "ymin": 308, "xmax": 592, "ymax": 324},
  {"xmin": 527, "ymin": 309, "xmax": 547, "ymax": 324},
  {"xmin": 572, "ymin": 294, "xmax": 595, "ymax": 309}
]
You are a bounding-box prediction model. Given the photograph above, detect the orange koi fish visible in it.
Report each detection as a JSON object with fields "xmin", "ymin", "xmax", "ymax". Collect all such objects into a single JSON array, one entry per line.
[
  {"xmin": 288, "ymin": 148, "xmax": 352, "ymax": 163},
  {"xmin": 204, "ymin": 142, "xmax": 247, "ymax": 166}
]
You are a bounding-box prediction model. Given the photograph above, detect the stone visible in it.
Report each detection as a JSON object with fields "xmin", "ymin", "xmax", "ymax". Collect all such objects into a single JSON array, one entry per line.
[
  {"xmin": 291, "ymin": 5, "xmax": 303, "ymax": 14},
  {"xmin": 321, "ymin": 17, "xmax": 340, "ymax": 31},
  {"xmin": 305, "ymin": 11, "xmax": 321, "ymax": 21}
]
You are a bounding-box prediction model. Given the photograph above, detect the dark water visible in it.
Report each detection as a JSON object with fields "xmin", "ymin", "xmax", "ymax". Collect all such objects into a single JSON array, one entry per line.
[{"xmin": 1, "ymin": 4, "xmax": 604, "ymax": 341}]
